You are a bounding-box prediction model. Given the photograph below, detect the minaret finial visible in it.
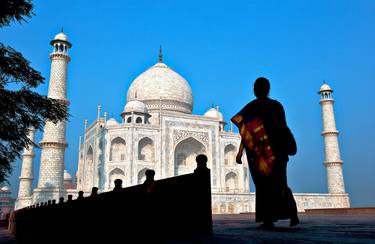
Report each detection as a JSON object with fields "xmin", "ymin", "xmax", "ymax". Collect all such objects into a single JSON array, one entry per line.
[
  {"xmin": 97, "ymin": 104, "xmax": 101, "ymax": 121},
  {"xmin": 158, "ymin": 45, "xmax": 163, "ymax": 63}
]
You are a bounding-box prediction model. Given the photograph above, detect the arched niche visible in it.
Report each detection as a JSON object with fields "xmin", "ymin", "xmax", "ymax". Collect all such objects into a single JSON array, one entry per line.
[
  {"xmin": 174, "ymin": 137, "xmax": 206, "ymax": 175},
  {"xmin": 84, "ymin": 146, "xmax": 94, "ymax": 190},
  {"xmin": 138, "ymin": 137, "xmax": 154, "ymax": 162},
  {"xmin": 224, "ymin": 144, "xmax": 236, "ymax": 166},
  {"xmin": 136, "ymin": 117, "xmax": 142, "ymax": 123},
  {"xmin": 225, "ymin": 171, "xmax": 238, "ymax": 192},
  {"xmin": 110, "ymin": 137, "xmax": 126, "ymax": 161}
]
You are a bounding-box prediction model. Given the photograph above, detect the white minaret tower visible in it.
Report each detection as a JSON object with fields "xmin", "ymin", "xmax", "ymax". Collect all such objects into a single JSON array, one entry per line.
[
  {"xmin": 15, "ymin": 128, "xmax": 36, "ymax": 209},
  {"xmin": 319, "ymin": 82, "xmax": 346, "ymax": 194},
  {"xmin": 34, "ymin": 31, "xmax": 72, "ymax": 203}
]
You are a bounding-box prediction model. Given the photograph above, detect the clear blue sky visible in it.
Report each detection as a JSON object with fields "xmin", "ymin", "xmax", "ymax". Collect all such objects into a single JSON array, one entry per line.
[{"xmin": 1, "ymin": 0, "xmax": 374, "ymax": 207}]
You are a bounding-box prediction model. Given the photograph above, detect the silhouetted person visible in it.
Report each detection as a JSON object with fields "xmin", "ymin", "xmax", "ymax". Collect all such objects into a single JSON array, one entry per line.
[{"xmin": 231, "ymin": 77, "xmax": 299, "ymax": 229}]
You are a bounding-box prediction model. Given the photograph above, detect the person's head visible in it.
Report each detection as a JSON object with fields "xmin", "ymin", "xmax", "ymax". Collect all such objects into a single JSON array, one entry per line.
[{"xmin": 253, "ymin": 77, "xmax": 270, "ymax": 98}]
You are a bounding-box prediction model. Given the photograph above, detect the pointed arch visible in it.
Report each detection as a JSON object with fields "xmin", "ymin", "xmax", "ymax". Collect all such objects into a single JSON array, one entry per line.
[
  {"xmin": 174, "ymin": 137, "xmax": 206, "ymax": 175},
  {"xmin": 138, "ymin": 137, "xmax": 154, "ymax": 162},
  {"xmin": 84, "ymin": 146, "xmax": 94, "ymax": 190},
  {"xmin": 224, "ymin": 144, "xmax": 236, "ymax": 166},
  {"xmin": 228, "ymin": 203, "xmax": 235, "ymax": 214},
  {"xmin": 110, "ymin": 137, "xmax": 126, "ymax": 161},
  {"xmin": 225, "ymin": 171, "xmax": 238, "ymax": 192},
  {"xmin": 109, "ymin": 168, "xmax": 125, "ymax": 189}
]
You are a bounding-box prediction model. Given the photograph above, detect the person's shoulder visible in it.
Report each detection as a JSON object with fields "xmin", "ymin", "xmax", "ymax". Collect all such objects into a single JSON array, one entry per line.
[
  {"xmin": 267, "ymin": 98, "xmax": 284, "ymax": 109},
  {"xmin": 242, "ymin": 99, "xmax": 257, "ymax": 109}
]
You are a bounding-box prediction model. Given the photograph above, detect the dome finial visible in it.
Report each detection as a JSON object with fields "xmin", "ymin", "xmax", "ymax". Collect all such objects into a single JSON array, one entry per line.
[
  {"xmin": 158, "ymin": 45, "xmax": 163, "ymax": 63},
  {"xmin": 61, "ymin": 27, "xmax": 64, "ymax": 33}
]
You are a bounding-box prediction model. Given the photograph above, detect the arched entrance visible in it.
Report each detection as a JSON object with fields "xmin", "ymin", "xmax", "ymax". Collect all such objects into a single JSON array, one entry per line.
[{"xmin": 174, "ymin": 137, "xmax": 206, "ymax": 175}]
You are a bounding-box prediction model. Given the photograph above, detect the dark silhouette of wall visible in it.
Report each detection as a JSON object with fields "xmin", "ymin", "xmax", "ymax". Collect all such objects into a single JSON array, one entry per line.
[{"xmin": 10, "ymin": 154, "xmax": 212, "ymax": 243}]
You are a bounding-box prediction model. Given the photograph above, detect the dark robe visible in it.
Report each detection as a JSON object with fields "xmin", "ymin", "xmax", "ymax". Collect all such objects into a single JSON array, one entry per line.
[{"xmin": 232, "ymin": 97, "xmax": 298, "ymax": 222}]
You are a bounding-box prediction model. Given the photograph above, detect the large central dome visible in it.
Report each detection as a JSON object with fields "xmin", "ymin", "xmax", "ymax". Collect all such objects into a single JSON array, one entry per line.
[{"xmin": 126, "ymin": 60, "xmax": 193, "ymax": 114}]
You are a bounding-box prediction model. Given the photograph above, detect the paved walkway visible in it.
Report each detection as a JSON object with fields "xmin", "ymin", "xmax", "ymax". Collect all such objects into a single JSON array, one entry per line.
[
  {"xmin": 0, "ymin": 227, "xmax": 15, "ymax": 244},
  {"xmin": 1, "ymin": 209, "xmax": 374, "ymax": 243},
  {"xmin": 212, "ymin": 211, "xmax": 375, "ymax": 243}
]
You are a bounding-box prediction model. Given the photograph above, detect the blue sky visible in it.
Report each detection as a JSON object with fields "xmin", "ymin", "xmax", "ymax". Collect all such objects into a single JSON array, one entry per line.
[{"xmin": 1, "ymin": 0, "xmax": 374, "ymax": 207}]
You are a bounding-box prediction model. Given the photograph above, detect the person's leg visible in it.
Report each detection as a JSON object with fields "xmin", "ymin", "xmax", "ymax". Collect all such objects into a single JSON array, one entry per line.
[{"xmin": 285, "ymin": 187, "xmax": 299, "ymax": 226}]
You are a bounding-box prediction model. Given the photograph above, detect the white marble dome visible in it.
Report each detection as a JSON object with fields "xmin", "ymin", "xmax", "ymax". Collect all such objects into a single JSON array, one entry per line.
[
  {"xmin": 106, "ymin": 118, "xmax": 119, "ymax": 126},
  {"xmin": 54, "ymin": 32, "xmax": 68, "ymax": 42},
  {"xmin": 204, "ymin": 107, "xmax": 224, "ymax": 121},
  {"xmin": 126, "ymin": 62, "xmax": 193, "ymax": 114},
  {"xmin": 320, "ymin": 83, "xmax": 333, "ymax": 92},
  {"xmin": 123, "ymin": 100, "xmax": 148, "ymax": 114},
  {"xmin": 1, "ymin": 186, "xmax": 10, "ymax": 191}
]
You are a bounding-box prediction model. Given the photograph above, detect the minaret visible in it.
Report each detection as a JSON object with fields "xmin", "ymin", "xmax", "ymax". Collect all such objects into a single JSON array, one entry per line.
[
  {"xmin": 34, "ymin": 31, "xmax": 72, "ymax": 202},
  {"xmin": 15, "ymin": 128, "xmax": 36, "ymax": 209},
  {"xmin": 319, "ymin": 82, "xmax": 346, "ymax": 194}
]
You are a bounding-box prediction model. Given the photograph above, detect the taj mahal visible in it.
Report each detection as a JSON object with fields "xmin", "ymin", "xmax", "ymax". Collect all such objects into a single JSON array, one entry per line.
[{"xmin": 15, "ymin": 32, "xmax": 350, "ymax": 214}]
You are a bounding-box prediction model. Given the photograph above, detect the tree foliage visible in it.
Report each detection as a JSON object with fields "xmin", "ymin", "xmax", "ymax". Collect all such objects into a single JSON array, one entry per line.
[{"xmin": 0, "ymin": 0, "xmax": 68, "ymax": 183}]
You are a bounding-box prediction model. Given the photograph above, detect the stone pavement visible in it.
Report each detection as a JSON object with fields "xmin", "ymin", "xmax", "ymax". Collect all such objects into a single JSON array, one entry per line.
[
  {"xmin": 0, "ymin": 227, "xmax": 15, "ymax": 244},
  {"xmin": 212, "ymin": 210, "xmax": 375, "ymax": 243},
  {"xmin": 1, "ymin": 209, "xmax": 374, "ymax": 243}
]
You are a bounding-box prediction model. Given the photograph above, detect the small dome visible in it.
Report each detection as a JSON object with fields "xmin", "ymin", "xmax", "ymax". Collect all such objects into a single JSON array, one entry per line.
[
  {"xmin": 319, "ymin": 83, "xmax": 333, "ymax": 92},
  {"xmin": 1, "ymin": 186, "xmax": 10, "ymax": 192},
  {"xmin": 123, "ymin": 100, "xmax": 148, "ymax": 114},
  {"xmin": 54, "ymin": 32, "xmax": 68, "ymax": 42},
  {"xmin": 64, "ymin": 170, "xmax": 72, "ymax": 181},
  {"xmin": 106, "ymin": 118, "xmax": 119, "ymax": 126},
  {"xmin": 204, "ymin": 107, "xmax": 224, "ymax": 121}
]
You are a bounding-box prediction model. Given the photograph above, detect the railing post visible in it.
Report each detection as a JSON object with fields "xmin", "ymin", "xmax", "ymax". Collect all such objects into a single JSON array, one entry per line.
[
  {"xmin": 194, "ymin": 154, "xmax": 213, "ymax": 239},
  {"xmin": 77, "ymin": 191, "xmax": 84, "ymax": 200},
  {"xmin": 114, "ymin": 179, "xmax": 123, "ymax": 191},
  {"xmin": 144, "ymin": 169, "xmax": 155, "ymax": 193},
  {"xmin": 67, "ymin": 195, "xmax": 73, "ymax": 202},
  {"xmin": 90, "ymin": 187, "xmax": 98, "ymax": 197}
]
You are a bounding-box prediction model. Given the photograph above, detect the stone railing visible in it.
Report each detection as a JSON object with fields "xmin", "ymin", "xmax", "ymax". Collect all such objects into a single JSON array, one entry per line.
[{"xmin": 10, "ymin": 154, "xmax": 212, "ymax": 243}]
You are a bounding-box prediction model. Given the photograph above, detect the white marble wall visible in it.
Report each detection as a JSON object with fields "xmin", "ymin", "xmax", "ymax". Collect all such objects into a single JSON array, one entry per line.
[{"xmin": 212, "ymin": 192, "xmax": 350, "ymax": 214}]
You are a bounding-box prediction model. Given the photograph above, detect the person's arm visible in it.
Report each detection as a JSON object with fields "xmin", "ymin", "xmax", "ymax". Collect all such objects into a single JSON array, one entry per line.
[
  {"xmin": 278, "ymin": 103, "xmax": 297, "ymax": 155},
  {"xmin": 236, "ymin": 141, "xmax": 244, "ymax": 164}
]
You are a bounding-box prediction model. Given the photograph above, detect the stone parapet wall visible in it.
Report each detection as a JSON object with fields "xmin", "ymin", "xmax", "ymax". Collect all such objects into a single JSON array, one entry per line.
[{"xmin": 212, "ymin": 192, "xmax": 350, "ymax": 214}]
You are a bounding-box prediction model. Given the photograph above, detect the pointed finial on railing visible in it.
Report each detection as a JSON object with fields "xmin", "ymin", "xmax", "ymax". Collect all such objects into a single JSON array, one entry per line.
[{"xmin": 158, "ymin": 45, "xmax": 163, "ymax": 63}]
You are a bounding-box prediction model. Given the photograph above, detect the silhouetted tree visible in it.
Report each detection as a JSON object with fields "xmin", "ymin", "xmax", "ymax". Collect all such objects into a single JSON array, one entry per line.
[{"xmin": 0, "ymin": 0, "xmax": 68, "ymax": 183}]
